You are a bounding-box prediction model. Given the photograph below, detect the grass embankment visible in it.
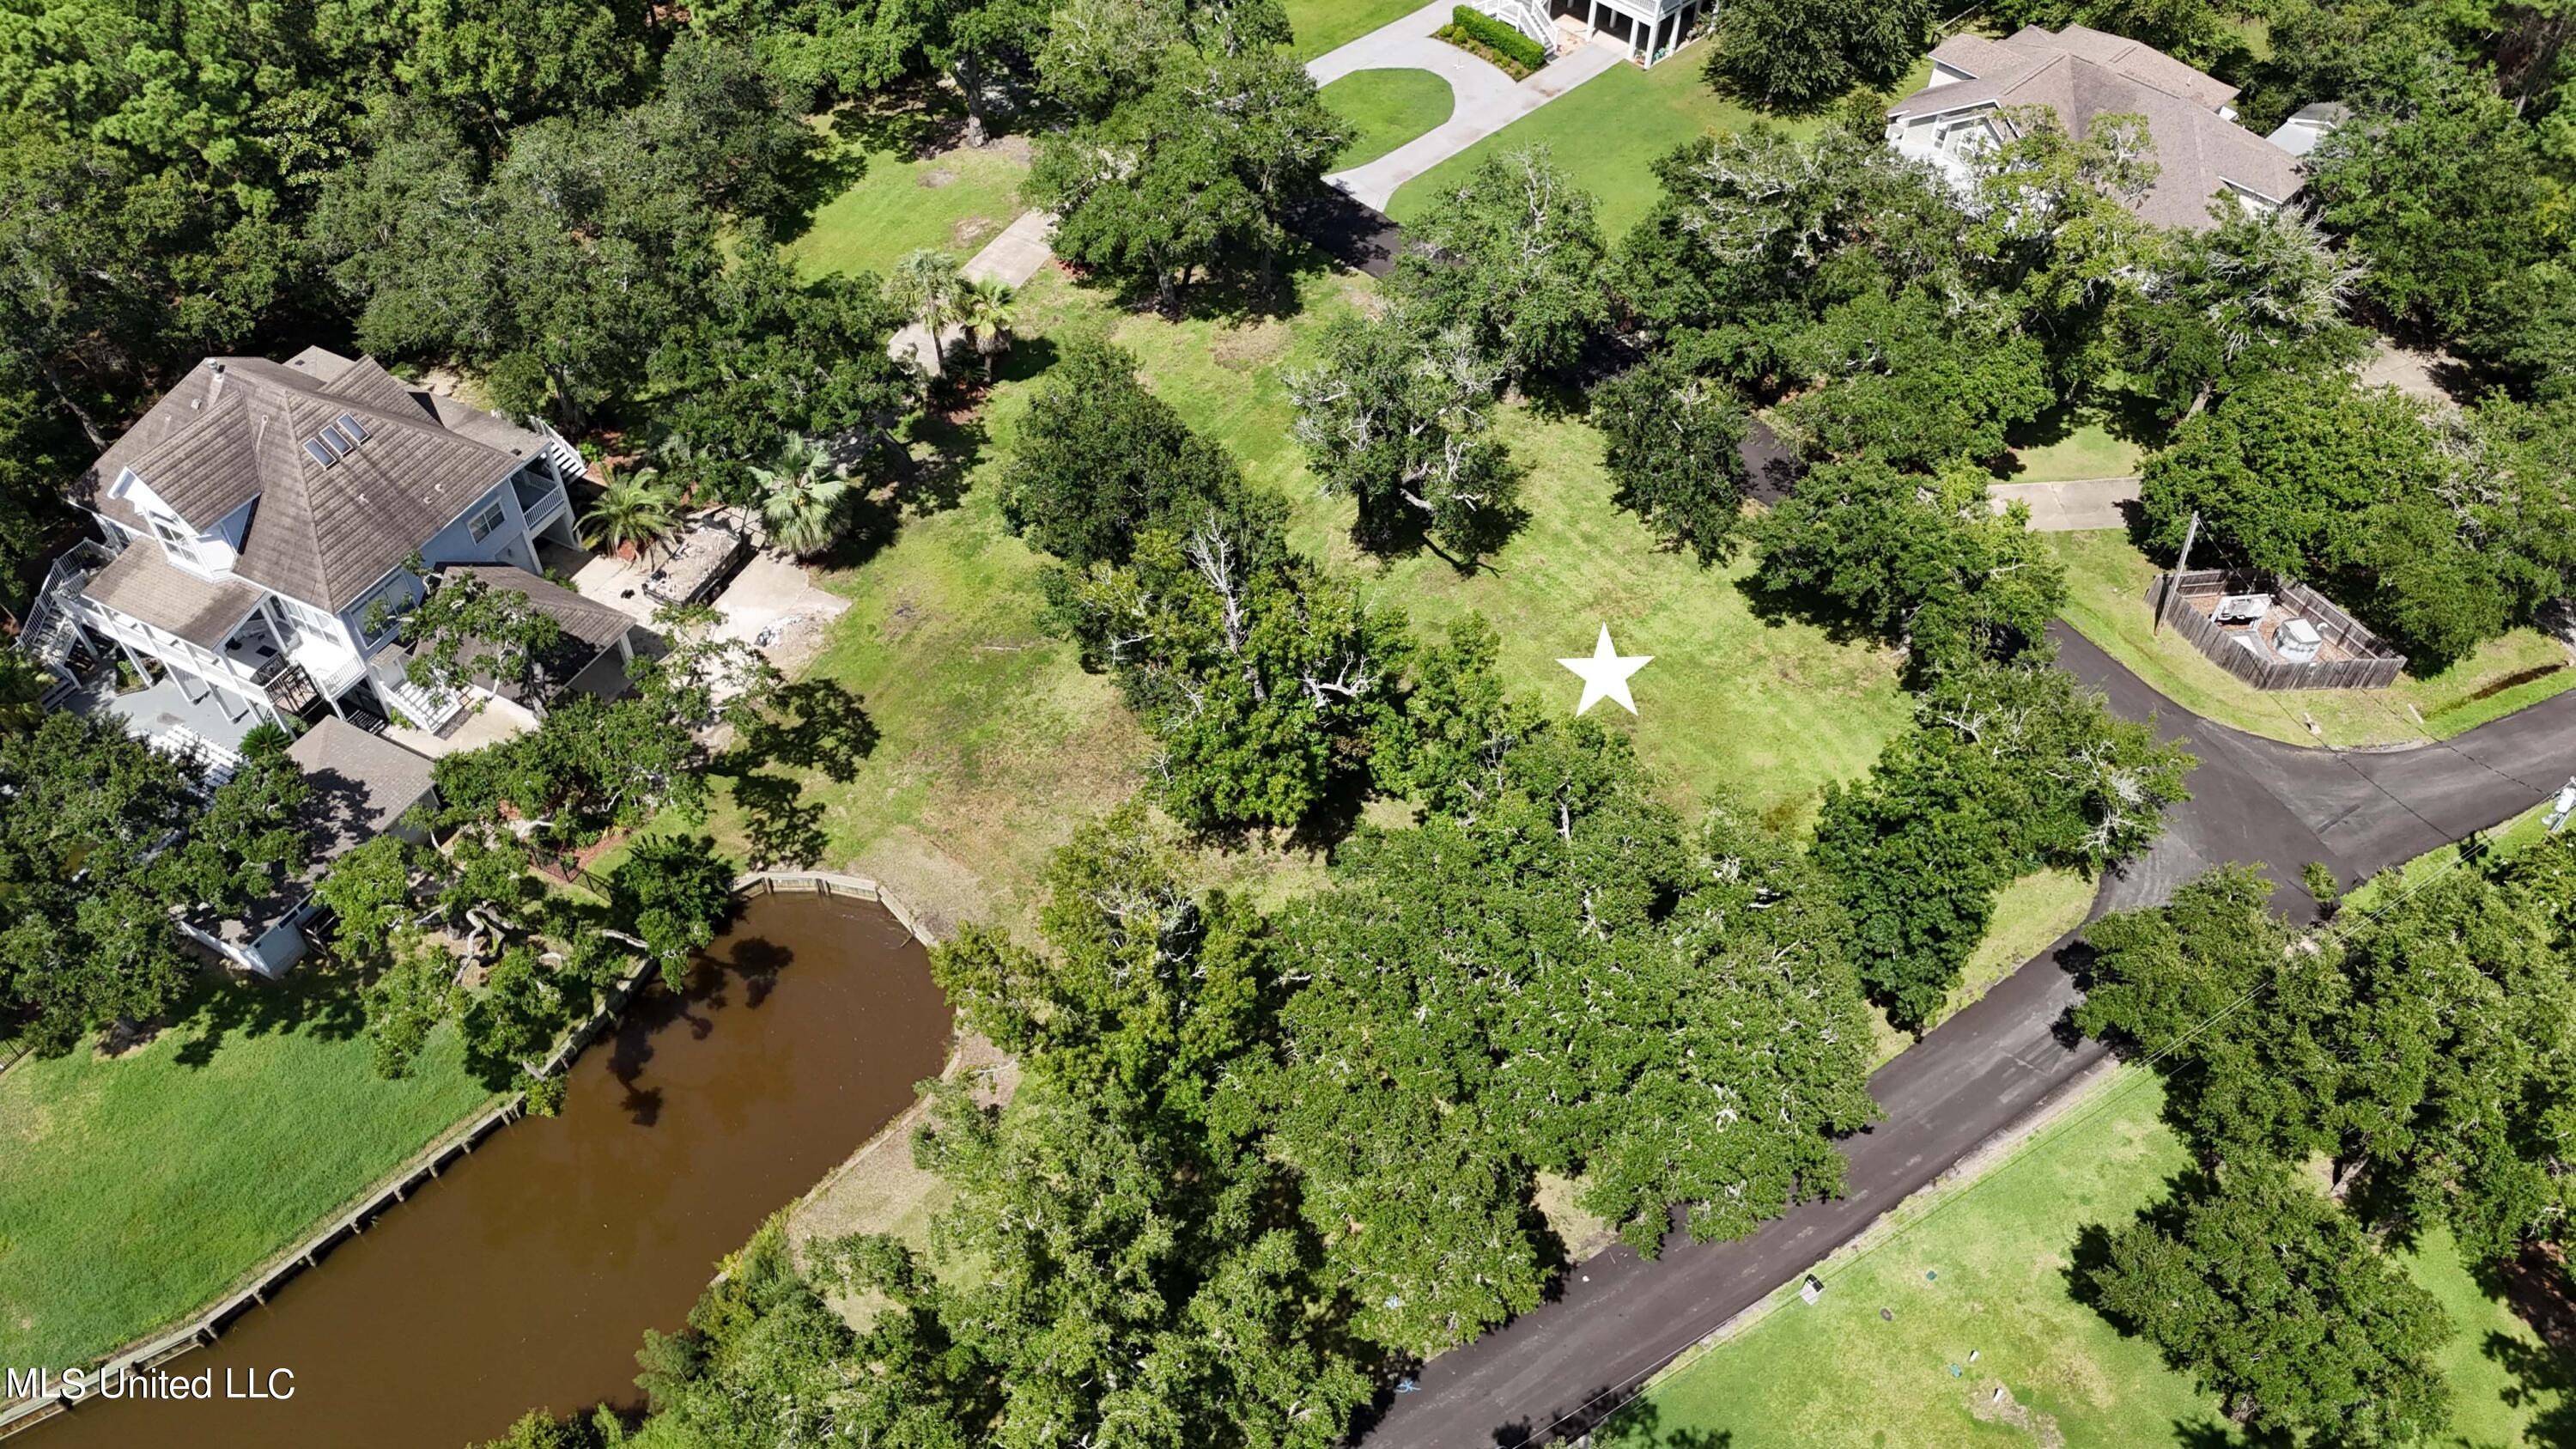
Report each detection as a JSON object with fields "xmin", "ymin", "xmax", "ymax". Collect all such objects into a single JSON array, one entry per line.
[
  {"xmin": 1388, "ymin": 54, "xmax": 1932, "ymax": 236},
  {"xmin": 0, "ymin": 971, "xmax": 495, "ymax": 1368},
  {"xmin": 786, "ymin": 110, "xmax": 1030, "ymax": 281},
  {"xmin": 1601, "ymin": 1071, "xmax": 2569, "ymax": 1448},
  {"xmin": 1866, "ymin": 868, "xmax": 2097, "ymax": 1065},
  {"xmin": 1286, "ymin": 0, "xmax": 1431, "ymax": 60},
  {"xmin": 2047, "ymin": 530, "xmax": 2576, "ymax": 749},
  {"xmin": 1320, "ymin": 68, "xmax": 1456, "ymax": 168}
]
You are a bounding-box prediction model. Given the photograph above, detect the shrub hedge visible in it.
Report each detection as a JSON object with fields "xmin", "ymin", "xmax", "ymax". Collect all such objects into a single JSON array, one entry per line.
[{"xmin": 1449, "ymin": 5, "xmax": 1548, "ymax": 70}]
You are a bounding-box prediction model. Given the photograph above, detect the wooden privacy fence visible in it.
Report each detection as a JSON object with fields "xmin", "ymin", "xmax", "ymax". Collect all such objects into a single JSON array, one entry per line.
[{"xmin": 2152, "ymin": 568, "xmax": 2408, "ymax": 691}]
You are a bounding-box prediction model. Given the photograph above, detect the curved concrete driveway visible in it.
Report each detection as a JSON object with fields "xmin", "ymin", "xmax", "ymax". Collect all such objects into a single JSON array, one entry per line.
[
  {"xmin": 1363, "ymin": 624, "xmax": 2576, "ymax": 1449},
  {"xmin": 1309, "ymin": 2, "xmax": 1624, "ymax": 210}
]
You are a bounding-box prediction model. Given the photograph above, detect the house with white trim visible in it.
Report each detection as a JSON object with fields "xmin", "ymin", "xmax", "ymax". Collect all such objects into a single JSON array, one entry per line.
[
  {"xmin": 1886, "ymin": 26, "xmax": 2328, "ymax": 228},
  {"xmin": 23, "ymin": 348, "xmax": 606, "ymax": 769}
]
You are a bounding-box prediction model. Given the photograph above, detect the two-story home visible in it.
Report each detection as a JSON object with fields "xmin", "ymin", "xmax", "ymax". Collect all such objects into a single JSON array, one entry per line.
[
  {"xmin": 1886, "ymin": 25, "xmax": 2324, "ymax": 229},
  {"xmin": 25, "ymin": 348, "xmax": 598, "ymax": 765}
]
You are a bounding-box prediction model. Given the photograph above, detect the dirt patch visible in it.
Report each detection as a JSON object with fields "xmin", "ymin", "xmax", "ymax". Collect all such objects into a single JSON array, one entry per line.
[
  {"xmin": 916, "ymin": 165, "xmax": 957, "ymax": 190},
  {"xmin": 787, "ymin": 1032, "xmax": 1019, "ymax": 1327},
  {"xmin": 951, "ymin": 216, "xmax": 999, "ymax": 249},
  {"xmin": 2499, "ymin": 1241, "xmax": 2576, "ymax": 1355},
  {"xmin": 987, "ymin": 135, "xmax": 1035, "ymax": 166},
  {"xmin": 1211, "ymin": 319, "xmax": 1291, "ymax": 372},
  {"xmin": 1968, "ymin": 1382, "xmax": 2067, "ymax": 1447},
  {"xmin": 882, "ymin": 596, "xmax": 926, "ymax": 645}
]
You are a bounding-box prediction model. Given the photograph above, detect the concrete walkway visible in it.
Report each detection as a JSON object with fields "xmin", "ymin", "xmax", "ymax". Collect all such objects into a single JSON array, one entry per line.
[
  {"xmin": 1309, "ymin": 2, "xmax": 1625, "ymax": 211},
  {"xmin": 1989, "ymin": 476, "xmax": 2141, "ymax": 531},
  {"xmin": 890, "ymin": 210, "xmax": 1059, "ymax": 374}
]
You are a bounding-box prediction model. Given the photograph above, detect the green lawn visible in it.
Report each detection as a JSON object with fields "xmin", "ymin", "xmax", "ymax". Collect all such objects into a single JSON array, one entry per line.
[
  {"xmin": 1320, "ymin": 68, "xmax": 1456, "ymax": 169},
  {"xmin": 1387, "ymin": 53, "xmax": 1930, "ymax": 237},
  {"xmin": 0, "ymin": 970, "xmax": 496, "ymax": 1367},
  {"xmin": 1868, "ymin": 868, "xmax": 2098, "ymax": 1063},
  {"xmin": 1999, "ymin": 411, "xmax": 2146, "ymax": 484},
  {"xmin": 786, "ymin": 111, "xmax": 1030, "ymax": 282},
  {"xmin": 1286, "ymin": 0, "xmax": 1429, "ymax": 59},
  {"xmin": 654, "ymin": 263, "xmax": 1910, "ymax": 930},
  {"xmin": 2047, "ymin": 529, "xmax": 2576, "ymax": 749},
  {"xmin": 1601, "ymin": 1071, "xmax": 2569, "ymax": 1448}
]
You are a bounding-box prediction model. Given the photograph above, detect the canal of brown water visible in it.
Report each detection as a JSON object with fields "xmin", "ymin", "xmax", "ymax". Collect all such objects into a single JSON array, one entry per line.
[{"xmin": 29, "ymin": 891, "xmax": 948, "ymax": 1448}]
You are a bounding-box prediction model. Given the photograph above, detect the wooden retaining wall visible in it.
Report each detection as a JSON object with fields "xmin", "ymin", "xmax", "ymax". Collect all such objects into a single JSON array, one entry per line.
[
  {"xmin": 2151, "ymin": 568, "xmax": 2409, "ymax": 691},
  {"xmin": 0, "ymin": 874, "xmax": 936, "ymax": 1441}
]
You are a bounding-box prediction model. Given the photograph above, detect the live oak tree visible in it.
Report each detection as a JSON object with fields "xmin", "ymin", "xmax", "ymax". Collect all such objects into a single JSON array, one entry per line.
[
  {"xmin": 1816, "ymin": 659, "xmax": 2190, "ymax": 1027},
  {"xmin": 1391, "ymin": 146, "xmax": 1610, "ymax": 382},
  {"xmin": 930, "ymin": 801, "xmax": 1275, "ymax": 1129},
  {"xmin": 997, "ymin": 336, "xmax": 1252, "ymax": 569},
  {"xmin": 1048, "ymin": 502, "xmax": 1408, "ymax": 830},
  {"xmin": 1591, "ymin": 353, "xmax": 1755, "ymax": 564},
  {"xmin": 1749, "ymin": 457, "xmax": 2069, "ymax": 675},
  {"xmin": 1779, "ymin": 287, "xmax": 2056, "ymax": 470},
  {"xmin": 2137, "ymin": 371, "xmax": 2553, "ymax": 667},
  {"xmin": 2119, "ymin": 203, "xmax": 2367, "ymax": 421},
  {"xmin": 2086, "ymin": 1166, "xmax": 2455, "ymax": 1446},
  {"xmin": 2080, "ymin": 853, "xmax": 2576, "ymax": 1259},
  {"xmin": 1704, "ymin": 0, "xmax": 1938, "ymax": 111},
  {"xmin": 607, "ymin": 833, "xmax": 738, "ymax": 989},
  {"xmin": 1272, "ymin": 720, "xmax": 1879, "ymax": 1352},
  {"xmin": 2074, "ymin": 865, "xmax": 2346, "ymax": 1166},
  {"xmin": 1290, "ymin": 300, "xmax": 1523, "ymax": 559},
  {"xmin": 1027, "ymin": 40, "xmax": 1336, "ymax": 310},
  {"xmin": 646, "ymin": 242, "xmax": 914, "ymax": 505},
  {"xmin": 392, "ymin": 567, "xmax": 576, "ymax": 709}
]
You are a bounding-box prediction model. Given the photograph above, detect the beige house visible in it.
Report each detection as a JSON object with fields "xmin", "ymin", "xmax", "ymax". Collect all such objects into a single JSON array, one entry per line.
[{"xmin": 1886, "ymin": 26, "xmax": 2324, "ymax": 228}]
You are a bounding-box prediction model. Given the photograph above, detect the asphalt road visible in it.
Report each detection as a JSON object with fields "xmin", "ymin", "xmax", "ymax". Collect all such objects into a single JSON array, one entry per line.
[{"xmin": 1362, "ymin": 624, "xmax": 2576, "ymax": 1449}]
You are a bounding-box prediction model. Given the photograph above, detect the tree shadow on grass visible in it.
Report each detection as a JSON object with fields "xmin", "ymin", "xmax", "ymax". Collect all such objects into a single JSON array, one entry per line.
[
  {"xmin": 2482, "ymin": 1329, "xmax": 2576, "ymax": 1446},
  {"xmin": 171, "ymin": 964, "xmax": 370, "ymax": 1069},
  {"xmin": 730, "ymin": 678, "xmax": 880, "ymax": 784},
  {"xmin": 1495, "ymin": 1388, "xmax": 1735, "ymax": 1447},
  {"xmin": 732, "ymin": 769, "xmax": 830, "ymax": 872}
]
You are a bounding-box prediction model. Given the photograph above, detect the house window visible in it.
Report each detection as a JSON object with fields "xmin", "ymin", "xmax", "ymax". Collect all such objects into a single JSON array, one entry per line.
[
  {"xmin": 466, "ymin": 499, "xmax": 508, "ymax": 542},
  {"xmin": 150, "ymin": 516, "xmax": 205, "ymax": 572},
  {"xmin": 276, "ymin": 595, "xmax": 345, "ymax": 652},
  {"xmin": 355, "ymin": 573, "xmax": 418, "ymax": 646}
]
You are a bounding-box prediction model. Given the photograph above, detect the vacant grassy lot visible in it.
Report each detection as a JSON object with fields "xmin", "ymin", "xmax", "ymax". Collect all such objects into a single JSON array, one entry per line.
[
  {"xmin": 1387, "ymin": 53, "xmax": 1930, "ymax": 237},
  {"xmin": 1321, "ymin": 67, "xmax": 1455, "ymax": 168},
  {"xmin": 1287, "ymin": 0, "xmax": 1428, "ymax": 59},
  {"xmin": 0, "ymin": 971, "xmax": 495, "ymax": 1368},
  {"xmin": 1601, "ymin": 1071, "xmax": 2568, "ymax": 1448},
  {"xmin": 787, "ymin": 112, "xmax": 1029, "ymax": 282},
  {"xmin": 2047, "ymin": 529, "xmax": 2576, "ymax": 748},
  {"xmin": 2000, "ymin": 407, "xmax": 2146, "ymax": 484},
  {"xmin": 662, "ymin": 258, "xmax": 1912, "ymax": 929}
]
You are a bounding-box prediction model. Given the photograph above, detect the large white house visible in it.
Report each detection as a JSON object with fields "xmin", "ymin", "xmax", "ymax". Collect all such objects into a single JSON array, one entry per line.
[
  {"xmin": 23, "ymin": 348, "xmax": 607, "ymax": 767},
  {"xmin": 1886, "ymin": 26, "xmax": 2324, "ymax": 228}
]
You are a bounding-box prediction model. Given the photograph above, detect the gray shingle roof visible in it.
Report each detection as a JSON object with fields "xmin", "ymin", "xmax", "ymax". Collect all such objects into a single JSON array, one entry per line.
[
  {"xmin": 80, "ymin": 350, "xmax": 554, "ymax": 612},
  {"xmin": 285, "ymin": 717, "xmax": 438, "ymax": 860},
  {"xmin": 82, "ymin": 539, "xmax": 264, "ymax": 648},
  {"xmin": 440, "ymin": 564, "xmax": 635, "ymax": 651},
  {"xmin": 1892, "ymin": 25, "xmax": 2306, "ymax": 228}
]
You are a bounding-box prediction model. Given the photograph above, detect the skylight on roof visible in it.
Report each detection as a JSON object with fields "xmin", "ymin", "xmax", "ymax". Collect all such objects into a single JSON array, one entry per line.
[
  {"xmin": 337, "ymin": 412, "xmax": 368, "ymax": 441},
  {"xmin": 303, "ymin": 439, "xmax": 339, "ymax": 468}
]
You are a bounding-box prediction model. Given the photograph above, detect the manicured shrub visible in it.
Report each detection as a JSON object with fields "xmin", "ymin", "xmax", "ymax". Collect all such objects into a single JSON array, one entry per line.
[{"xmin": 1447, "ymin": 6, "xmax": 1547, "ymax": 71}]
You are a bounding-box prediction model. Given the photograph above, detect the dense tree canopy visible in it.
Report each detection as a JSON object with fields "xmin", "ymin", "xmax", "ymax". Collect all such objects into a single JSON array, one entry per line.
[
  {"xmin": 1389, "ymin": 146, "xmax": 1610, "ymax": 382},
  {"xmin": 1751, "ymin": 458, "xmax": 2069, "ymax": 675},
  {"xmin": 1590, "ymin": 350, "xmax": 1754, "ymax": 563},
  {"xmin": 1703, "ymin": 0, "xmax": 1939, "ymax": 111},
  {"xmin": 2138, "ymin": 372, "xmax": 2569, "ymax": 667},
  {"xmin": 1815, "ymin": 659, "xmax": 2191, "ymax": 1026},
  {"xmin": 0, "ymin": 712, "xmax": 307, "ymax": 1054},
  {"xmin": 2087, "ymin": 1165, "xmax": 2456, "ymax": 1446}
]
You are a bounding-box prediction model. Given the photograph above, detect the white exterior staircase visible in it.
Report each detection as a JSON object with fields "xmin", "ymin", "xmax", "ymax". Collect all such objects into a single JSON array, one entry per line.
[{"xmin": 1471, "ymin": 0, "xmax": 1558, "ymax": 54}]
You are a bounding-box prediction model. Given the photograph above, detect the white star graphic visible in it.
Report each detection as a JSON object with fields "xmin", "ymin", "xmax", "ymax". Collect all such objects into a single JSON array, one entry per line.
[{"xmin": 1557, "ymin": 625, "xmax": 1652, "ymax": 716}]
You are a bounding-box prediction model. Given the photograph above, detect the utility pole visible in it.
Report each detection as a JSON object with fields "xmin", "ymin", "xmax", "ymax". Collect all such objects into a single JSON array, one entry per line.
[{"xmin": 2154, "ymin": 510, "xmax": 2201, "ymax": 637}]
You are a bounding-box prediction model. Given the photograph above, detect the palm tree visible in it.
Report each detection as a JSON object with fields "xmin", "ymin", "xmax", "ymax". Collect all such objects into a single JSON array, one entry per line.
[
  {"xmin": 755, "ymin": 435, "xmax": 852, "ymax": 557},
  {"xmin": 885, "ymin": 248, "xmax": 966, "ymax": 379},
  {"xmin": 580, "ymin": 464, "xmax": 686, "ymax": 563},
  {"xmin": 955, "ymin": 276, "xmax": 1019, "ymax": 380}
]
